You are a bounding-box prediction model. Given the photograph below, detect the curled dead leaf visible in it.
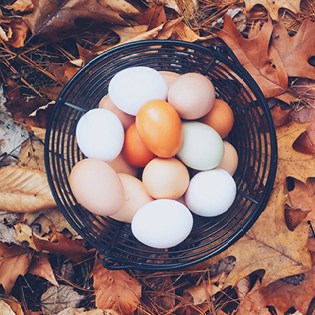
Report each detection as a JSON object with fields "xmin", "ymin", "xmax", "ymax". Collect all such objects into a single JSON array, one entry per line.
[
  {"xmin": 0, "ymin": 165, "xmax": 56, "ymax": 212},
  {"xmin": 8, "ymin": 18, "xmax": 28, "ymax": 48},
  {"xmin": 5, "ymin": 0, "xmax": 33, "ymax": 13}
]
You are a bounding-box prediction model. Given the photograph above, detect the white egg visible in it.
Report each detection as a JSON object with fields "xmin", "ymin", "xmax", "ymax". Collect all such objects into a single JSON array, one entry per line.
[
  {"xmin": 177, "ymin": 122, "xmax": 224, "ymax": 170},
  {"xmin": 76, "ymin": 108, "xmax": 124, "ymax": 161},
  {"xmin": 108, "ymin": 66, "xmax": 168, "ymax": 115},
  {"xmin": 185, "ymin": 169, "xmax": 236, "ymax": 217},
  {"xmin": 131, "ymin": 199, "xmax": 193, "ymax": 248}
]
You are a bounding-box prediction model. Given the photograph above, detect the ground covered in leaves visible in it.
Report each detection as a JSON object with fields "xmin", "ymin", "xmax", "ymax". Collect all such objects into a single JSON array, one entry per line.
[{"xmin": 1, "ymin": 0, "xmax": 315, "ymax": 314}]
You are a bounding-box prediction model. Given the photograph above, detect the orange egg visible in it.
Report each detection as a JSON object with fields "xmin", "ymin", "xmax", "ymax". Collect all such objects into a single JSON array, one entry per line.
[
  {"xmin": 136, "ymin": 100, "xmax": 183, "ymax": 158},
  {"xmin": 122, "ymin": 123, "xmax": 156, "ymax": 167},
  {"xmin": 200, "ymin": 99, "xmax": 234, "ymax": 138}
]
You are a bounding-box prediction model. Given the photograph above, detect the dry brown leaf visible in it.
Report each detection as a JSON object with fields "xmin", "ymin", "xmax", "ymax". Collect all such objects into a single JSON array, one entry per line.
[
  {"xmin": 293, "ymin": 122, "xmax": 315, "ymax": 154},
  {"xmin": 185, "ymin": 282, "xmax": 220, "ymax": 305},
  {"xmin": 2, "ymin": 297, "xmax": 24, "ymax": 315},
  {"xmin": 288, "ymin": 178, "xmax": 315, "ymax": 227},
  {"xmin": 0, "ymin": 300, "xmax": 15, "ymax": 315},
  {"xmin": 41, "ymin": 285, "xmax": 85, "ymax": 315},
  {"xmin": 33, "ymin": 230, "xmax": 89, "ymax": 263},
  {"xmin": 18, "ymin": 137, "xmax": 45, "ymax": 172},
  {"xmin": 244, "ymin": 0, "xmax": 301, "ymax": 20},
  {"xmin": 0, "ymin": 27, "xmax": 10, "ymax": 41},
  {"xmin": 170, "ymin": 20, "xmax": 213, "ymax": 41},
  {"xmin": 8, "ymin": 18, "xmax": 28, "ymax": 48},
  {"xmin": 93, "ymin": 258, "xmax": 141, "ymax": 315},
  {"xmin": 275, "ymin": 121, "xmax": 315, "ymax": 186},
  {"xmin": 40, "ymin": 86, "xmax": 63, "ymax": 101},
  {"xmin": 217, "ymin": 16, "xmax": 288, "ymax": 98},
  {"xmin": 135, "ymin": 4, "xmax": 167, "ymax": 30},
  {"xmin": 29, "ymin": 127, "xmax": 46, "ymax": 142},
  {"xmin": 194, "ymin": 185, "xmax": 311, "ymax": 288},
  {"xmin": 0, "ymin": 223, "xmax": 18, "ymax": 245},
  {"xmin": 0, "ymin": 165, "xmax": 56, "ymax": 212},
  {"xmin": 270, "ymin": 102, "xmax": 292, "ymax": 128},
  {"xmin": 0, "ymin": 242, "xmax": 33, "ymax": 295},
  {"xmin": 28, "ymin": 253, "xmax": 58, "ymax": 286},
  {"xmin": 5, "ymin": 0, "xmax": 33, "ymax": 12},
  {"xmin": 284, "ymin": 207, "xmax": 309, "ymax": 231},
  {"xmin": 236, "ymin": 268, "xmax": 315, "ymax": 314},
  {"xmin": 272, "ymin": 19, "xmax": 315, "ymax": 80},
  {"xmin": 57, "ymin": 308, "xmax": 121, "ymax": 315},
  {"xmin": 49, "ymin": 62, "xmax": 79, "ymax": 86},
  {"xmin": 23, "ymin": 0, "xmax": 138, "ymax": 38}
]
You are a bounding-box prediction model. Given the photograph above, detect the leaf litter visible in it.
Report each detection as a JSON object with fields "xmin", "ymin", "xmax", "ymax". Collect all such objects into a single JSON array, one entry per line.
[{"xmin": 1, "ymin": 0, "xmax": 315, "ymax": 314}]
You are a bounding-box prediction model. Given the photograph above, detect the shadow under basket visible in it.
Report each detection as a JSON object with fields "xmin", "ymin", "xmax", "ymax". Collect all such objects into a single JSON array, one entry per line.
[{"xmin": 44, "ymin": 40, "xmax": 277, "ymax": 271}]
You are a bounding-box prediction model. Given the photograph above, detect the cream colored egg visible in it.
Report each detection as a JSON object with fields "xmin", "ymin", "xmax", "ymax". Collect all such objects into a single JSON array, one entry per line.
[
  {"xmin": 218, "ymin": 141, "xmax": 238, "ymax": 175},
  {"xmin": 160, "ymin": 71, "xmax": 180, "ymax": 89},
  {"xmin": 99, "ymin": 95, "xmax": 134, "ymax": 130},
  {"xmin": 110, "ymin": 173, "xmax": 153, "ymax": 223},
  {"xmin": 69, "ymin": 158, "xmax": 123, "ymax": 216},
  {"xmin": 142, "ymin": 158, "xmax": 190, "ymax": 199},
  {"xmin": 108, "ymin": 153, "xmax": 138, "ymax": 177}
]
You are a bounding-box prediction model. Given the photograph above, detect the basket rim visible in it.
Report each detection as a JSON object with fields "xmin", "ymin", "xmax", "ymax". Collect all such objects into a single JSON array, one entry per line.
[{"xmin": 44, "ymin": 39, "xmax": 278, "ymax": 270}]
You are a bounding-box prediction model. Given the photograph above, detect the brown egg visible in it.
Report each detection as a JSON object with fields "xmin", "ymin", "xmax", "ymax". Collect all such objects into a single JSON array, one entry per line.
[
  {"xmin": 99, "ymin": 95, "xmax": 134, "ymax": 130},
  {"xmin": 142, "ymin": 158, "xmax": 190, "ymax": 199},
  {"xmin": 159, "ymin": 71, "xmax": 180, "ymax": 89},
  {"xmin": 110, "ymin": 173, "xmax": 153, "ymax": 223},
  {"xmin": 201, "ymin": 99, "xmax": 234, "ymax": 138},
  {"xmin": 168, "ymin": 72, "xmax": 216, "ymax": 120},
  {"xmin": 218, "ymin": 141, "xmax": 238, "ymax": 175},
  {"xmin": 69, "ymin": 158, "xmax": 123, "ymax": 216},
  {"xmin": 108, "ymin": 153, "xmax": 138, "ymax": 177}
]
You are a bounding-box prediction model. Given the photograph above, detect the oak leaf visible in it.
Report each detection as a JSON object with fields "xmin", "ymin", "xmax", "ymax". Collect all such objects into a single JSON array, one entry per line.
[
  {"xmin": 93, "ymin": 258, "xmax": 141, "ymax": 315},
  {"xmin": 0, "ymin": 165, "xmax": 56, "ymax": 212},
  {"xmin": 236, "ymin": 268, "xmax": 315, "ymax": 314},
  {"xmin": 272, "ymin": 19, "xmax": 315, "ymax": 81},
  {"xmin": 194, "ymin": 185, "xmax": 311, "ymax": 288},
  {"xmin": 274, "ymin": 121, "xmax": 315, "ymax": 186},
  {"xmin": 23, "ymin": 0, "xmax": 138, "ymax": 38},
  {"xmin": 28, "ymin": 253, "xmax": 58, "ymax": 286},
  {"xmin": 244, "ymin": 0, "xmax": 301, "ymax": 20},
  {"xmin": 216, "ymin": 16, "xmax": 287, "ymax": 98},
  {"xmin": 0, "ymin": 242, "xmax": 33, "ymax": 295}
]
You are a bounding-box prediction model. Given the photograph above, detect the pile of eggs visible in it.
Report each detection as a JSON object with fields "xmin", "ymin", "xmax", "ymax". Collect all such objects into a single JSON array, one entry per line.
[{"xmin": 69, "ymin": 66, "xmax": 238, "ymax": 249}]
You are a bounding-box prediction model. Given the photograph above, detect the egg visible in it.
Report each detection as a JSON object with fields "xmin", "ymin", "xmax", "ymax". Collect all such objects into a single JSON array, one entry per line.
[
  {"xmin": 136, "ymin": 100, "xmax": 183, "ymax": 158},
  {"xmin": 177, "ymin": 122, "xmax": 224, "ymax": 170},
  {"xmin": 218, "ymin": 141, "xmax": 238, "ymax": 175},
  {"xmin": 159, "ymin": 71, "xmax": 180, "ymax": 88},
  {"xmin": 131, "ymin": 199, "xmax": 193, "ymax": 248},
  {"xmin": 107, "ymin": 153, "xmax": 138, "ymax": 177},
  {"xmin": 110, "ymin": 173, "xmax": 153, "ymax": 223},
  {"xmin": 201, "ymin": 99, "xmax": 234, "ymax": 138},
  {"xmin": 168, "ymin": 73, "xmax": 216, "ymax": 120},
  {"xmin": 99, "ymin": 94, "xmax": 134, "ymax": 130},
  {"xmin": 108, "ymin": 66, "xmax": 168, "ymax": 115},
  {"xmin": 122, "ymin": 123, "xmax": 156, "ymax": 167},
  {"xmin": 69, "ymin": 158, "xmax": 123, "ymax": 216},
  {"xmin": 185, "ymin": 169, "xmax": 237, "ymax": 217},
  {"xmin": 142, "ymin": 158, "xmax": 190, "ymax": 199},
  {"xmin": 76, "ymin": 108, "xmax": 124, "ymax": 161}
]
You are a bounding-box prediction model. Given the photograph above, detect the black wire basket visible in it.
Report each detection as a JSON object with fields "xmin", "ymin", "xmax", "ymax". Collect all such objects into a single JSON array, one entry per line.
[{"xmin": 45, "ymin": 40, "xmax": 277, "ymax": 271}]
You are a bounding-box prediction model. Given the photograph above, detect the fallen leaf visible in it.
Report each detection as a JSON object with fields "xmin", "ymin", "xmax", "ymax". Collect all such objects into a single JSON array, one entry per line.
[
  {"xmin": 41, "ymin": 285, "xmax": 85, "ymax": 315},
  {"xmin": 23, "ymin": 0, "xmax": 138, "ymax": 38},
  {"xmin": 135, "ymin": 4, "xmax": 167, "ymax": 30},
  {"xmin": 5, "ymin": 0, "xmax": 33, "ymax": 13},
  {"xmin": 93, "ymin": 258, "xmax": 141, "ymax": 315},
  {"xmin": 236, "ymin": 268, "xmax": 315, "ymax": 314},
  {"xmin": 275, "ymin": 121, "xmax": 315, "ymax": 186},
  {"xmin": 0, "ymin": 111, "xmax": 29, "ymax": 165},
  {"xmin": 28, "ymin": 253, "xmax": 58, "ymax": 286},
  {"xmin": 32, "ymin": 230, "xmax": 89, "ymax": 263},
  {"xmin": 18, "ymin": 136, "xmax": 45, "ymax": 172},
  {"xmin": 185, "ymin": 282, "xmax": 220, "ymax": 305},
  {"xmin": 49, "ymin": 62, "xmax": 79, "ymax": 86},
  {"xmin": 2, "ymin": 296, "xmax": 24, "ymax": 315},
  {"xmin": 171, "ymin": 20, "xmax": 213, "ymax": 41},
  {"xmin": 288, "ymin": 178, "xmax": 315, "ymax": 227},
  {"xmin": 236, "ymin": 277, "xmax": 251, "ymax": 299},
  {"xmin": 57, "ymin": 308, "xmax": 121, "ymax": 315},
  {"xmin": 284, "ymin": 207, "xmax": 309, "ymax": 231},
  {"xmin": 244, "ymin": 0, "xmax": 301, "ymax": 20},
  {"xmin": 292, "ymin": 122, "xmax": 315, "ymax": 154},
  {"xmin": 0, "ymin": 211, "xmax": 21, "ymax": 225},
  {"xmin": 194, "ymin": 185, "xmax": 311, "ymax": 288},
  {"xmin": 40, "ymin": 86, "xmax": 63, "ymax": 101},
  {"xmin": 8, "ymin": 18, "xmax": 28, "ymax": 48},
  {"xmin": 270, "ymin": 102, "xmax": 292, "ymax": 128},
  {"xmin": 77, "ymin": 44, "xmax": 97, "ymax": 66},
  {"xmin": 0, "ymin": 27, "xmax": 10, "ymax": 42},
  {"xmin": 272, "ymin": 19, "xmax": 315, "ymax": 81},
  {"xmin": 0, "ymin": 242, "xmax": 33, "ymax": 295},
  {"xmin": 0, "ymin": 223, "xmax": 19, "ymax": 245},
  {"xmin": 0, "ymin": 165, "xmax": 56, "ymax": 212},
  {"xmin": 0, "ymin": 300, "xmax": 15, "ymax": 315},
  {"xmin": 217, "ymin": 16, "xmax": 288, "ymax": 98}
]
